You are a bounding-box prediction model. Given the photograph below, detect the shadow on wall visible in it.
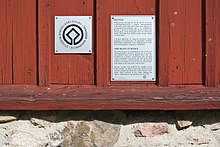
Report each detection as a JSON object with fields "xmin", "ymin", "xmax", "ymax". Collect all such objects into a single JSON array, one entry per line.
[{"xmin": 1, "ymin": 110, "xmax": 219, "ymax": 128}]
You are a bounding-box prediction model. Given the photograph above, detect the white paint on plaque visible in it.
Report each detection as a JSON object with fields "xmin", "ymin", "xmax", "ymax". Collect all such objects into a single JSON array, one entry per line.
[
  {"xmin": 55, "ymin": 16, "xmax": 92, "ymax": 54},
  {"xmin": 111, "ymin": 16, "xmax": 156, "ymax": 81}
]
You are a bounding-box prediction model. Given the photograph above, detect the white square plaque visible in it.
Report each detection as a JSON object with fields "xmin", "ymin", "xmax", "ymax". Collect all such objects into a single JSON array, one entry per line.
[
  {"xmin": 55, "ymin": 16, "xmax": 92, "ymax": 54},
  {"xmin": 111, "ymin": 15, "xmax": 156, "ymax": 81}
]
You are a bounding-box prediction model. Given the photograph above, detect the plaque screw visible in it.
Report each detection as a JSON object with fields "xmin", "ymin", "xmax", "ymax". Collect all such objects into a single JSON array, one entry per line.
[
  {"xmin": 56, "ymin": 17, "xmax": 58, "ymax": 19},
  {"xmin": 112, "ymin": 78, "xmax": 114, "ymax": 81},
  {"xmin": 152, "ymin": 17, "xmax": 154, "ymax": 19},
  {"xmin": 89, "ymin": 50, "xmax": 91, "ymax": 52}
]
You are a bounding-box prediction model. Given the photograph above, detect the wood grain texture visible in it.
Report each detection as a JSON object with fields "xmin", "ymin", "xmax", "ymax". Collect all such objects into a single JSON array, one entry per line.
[
  {"xmin": 0, "ymin": 85, "xmax": 220, "ymax": 110},
  {"xmin": 39, "ymin": 0, "xmax": 95, "ymax": 85},
  {"xmin": 96, "ymin": 0, "xmax": 155, "ymax": 86},
  {"xmin": 39, "ymin": 0, "xmax": 51, "ymax": 86},
  {"xmin": 0, "ymin": 0, "xmax": 37, "ymax": 85},
  {"xmin": 168, "ymin": 0, "xmax": 202, "ymax": 85},
  {"xmin": 205, "ymin": 0, "xmax": 220, "ymax": 86},
  {"xmin": 0, "ymin": 0, "xmax": 13, "ymax": 84},
  {"xmin": 12, "ymin": 0, "xmax": 37, "ymax": 84},
  {"xmin": 50, "ymin": 0, "xmax": 94, "ymax": 85},
  {"xmin": 158, "ymin": 0, "xmax": 169, "ymax": 86}
]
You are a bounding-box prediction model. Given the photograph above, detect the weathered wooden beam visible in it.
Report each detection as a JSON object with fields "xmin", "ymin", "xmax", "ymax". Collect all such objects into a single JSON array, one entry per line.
[{"xmin": 0, "ymin": 85, "xmax": 220, "ymax": 110}]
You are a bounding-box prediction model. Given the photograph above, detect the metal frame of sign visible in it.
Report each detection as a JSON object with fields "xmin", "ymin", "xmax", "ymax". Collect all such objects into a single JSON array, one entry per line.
[
  {"xmin": 111, "ymin": 15, "xmax": 156, "ymax": 81},
  {"xmin": 55, "ymin": 16, "xmax": 92, "ymax": 54}
]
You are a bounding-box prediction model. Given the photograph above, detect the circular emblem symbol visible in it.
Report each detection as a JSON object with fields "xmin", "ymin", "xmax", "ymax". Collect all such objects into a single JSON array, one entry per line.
[
  {"xmin": 59, "ymin": 20, "xmax": 87, "ymax": 49},
  {"xmin": 63, "ymin": 24, "xmax": 84, "ymax": 45}
]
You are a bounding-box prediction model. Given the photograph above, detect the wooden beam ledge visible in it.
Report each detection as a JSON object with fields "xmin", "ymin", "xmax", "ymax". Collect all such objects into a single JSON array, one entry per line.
[{"xmin": 0, "ymin": 85, "xmax": 220, "ymax": 110}]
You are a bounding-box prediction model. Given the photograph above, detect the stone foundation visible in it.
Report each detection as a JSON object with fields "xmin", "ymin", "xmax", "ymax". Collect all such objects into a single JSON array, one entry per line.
[{"xmin": 0, "ymin": 111, "xmax": 220, "ymax": 147}]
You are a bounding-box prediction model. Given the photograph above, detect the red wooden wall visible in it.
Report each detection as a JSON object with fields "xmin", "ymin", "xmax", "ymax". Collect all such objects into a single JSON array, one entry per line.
[
  {"xmin": 0, "ymin": 0, "xmax": 36, "ymax": 84},
  {"xmin": 96, "ymin": 0, "xmax": 156, "ymax": 86},
  {"xmin": 160, "ymin": 0, "xmax": 202, "ymax": 85},
  {"xmin": 0, "ymin": 0, "xmax": 220, "ymax": 87},
  {"xmin": 206, "ymin": 0, "xmax": 220, "ymax": 87},
  {"xmin": 160, "ymin": 0, "xmax": 203, "ymax": 86},
  {"xmin": 39, "ymin": 0, "xmax": 95, "ymax": 86}
]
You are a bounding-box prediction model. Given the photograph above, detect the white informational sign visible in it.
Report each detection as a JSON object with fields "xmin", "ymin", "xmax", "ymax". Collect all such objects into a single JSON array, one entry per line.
[
  {"xmin": 55, "ymin": 16, "xmax": 92, "ymax": 54},
  {"xmin": 111, "ymin": 16, "xmax": 156, "ymax": 81}
]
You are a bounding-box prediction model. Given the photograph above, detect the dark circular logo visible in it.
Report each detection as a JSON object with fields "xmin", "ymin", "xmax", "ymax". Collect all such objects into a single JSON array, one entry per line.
[
  {"xmin": 59, "ymin": 20, "xmax": 87, "ymax": 49},
  {"xmin": 63, "ymin": 24, "xmax": 84, "ymax": 45}
]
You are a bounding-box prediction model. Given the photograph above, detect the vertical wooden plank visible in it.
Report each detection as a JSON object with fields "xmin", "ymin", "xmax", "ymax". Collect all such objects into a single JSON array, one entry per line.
[
  {"xmin": 96, "ymin": 0, "xmax": 111, "ymax": 86},
  {"xmin": 167, "ymin": 0, "xmax": 202, "ymax": 85},
  {"xmin": 215, "ymin": 0, "xmax": 220, "ymax": 86},
  {"xmin": 12, "ymin": 0, "xmax": 37, "ymax": 84},
  {"xmin": 158, "ymin": 0, "xmax": 169, "ymax": 86},
  {"xmin": 39, "ymin": 0, "xmax": 51, "ymax": 86},
  {"xmin": 169, "ymin": 0, "xmax": 185, "ymax": 84},
  {"xmin": 206, "ymin": 0, "xmax": 220, "ymax": 86},
  {"xmin": 50, "ymin": 0, "xmax": 94, "ymax": 85},
  {"xmin": 39, "ymin": 0, "xmax": 94, "ymax": 86},
  {"xmin": 183, "ymin": 0, "xmax": 202, "ymax": 84},
  {"xmin": 0, "ymin": 0, "xmax": 13, "ymax": 84},
  {"xmin": 96, "ymin": 0, "xmax": 155, "ymax": 86}
]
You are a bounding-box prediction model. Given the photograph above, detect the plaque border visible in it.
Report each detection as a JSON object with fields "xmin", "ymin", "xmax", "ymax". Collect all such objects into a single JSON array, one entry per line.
[{"xmin": 111, "ymin": 15, "xmax": 156, "ymax": 82}]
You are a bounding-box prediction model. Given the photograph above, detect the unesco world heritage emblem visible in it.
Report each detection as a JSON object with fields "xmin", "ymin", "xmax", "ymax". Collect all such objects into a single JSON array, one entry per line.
[{"xmin": 55, "ymin": 16, "xmax": 92, "ymax": 54}]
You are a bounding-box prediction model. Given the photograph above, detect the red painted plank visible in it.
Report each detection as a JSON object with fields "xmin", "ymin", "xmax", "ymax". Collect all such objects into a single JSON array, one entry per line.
[
  {"xmin": 96, "ymin": 0, "xmax": 155, "ymax": 86},
  {"xmin": 1, "ymin": 100, "xmax": 220, "ymax": 110},
  {"xmin": 184, "ymin": 0, "xmax": 202, "ymax": 84},
  {"xmin": 158, "ymin": 0, "xmax": 169, "ymax": 86},
  {"xmin": 50, "ymin": 0, "xmax": 94, "ymax": 85},
  {"xmin": 39, "ymin": 0, "xmax": 51, "ymax": 86},
  {"xmin": 0, "ymin": 85, "xmax": 220, "ymax": 110},
  {"xmin": 39, "ymin": 0, "xmax": 94, "ymax": 85},
  {"xmin": 0, "ymin": 0, "xmax": 13, "ymax": 84},
  {"xmin": 206, "ymin": 0, "xmax": 220, "ymax": 86},
  {"xmin": 12, "ymin": 0, "xmax": 37, "ymax": 84},
  {"xmin": 168, "ymin": 0, "xmax": 202, "ymax": 85}
]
